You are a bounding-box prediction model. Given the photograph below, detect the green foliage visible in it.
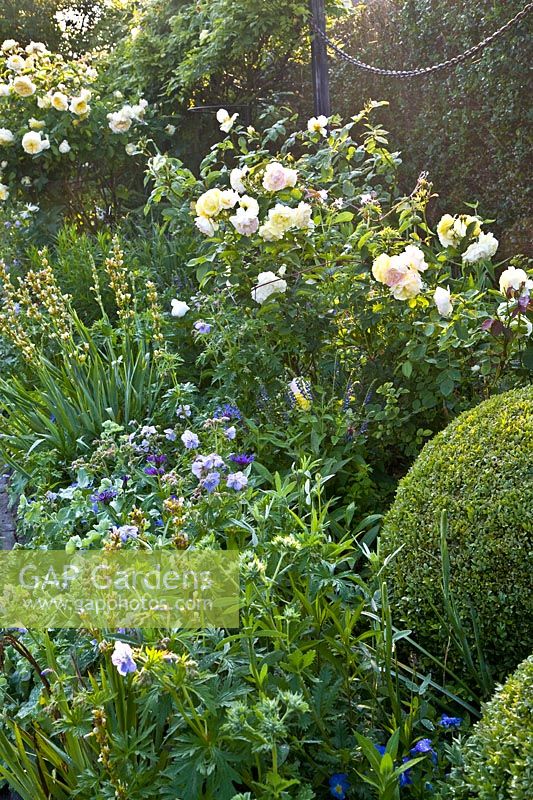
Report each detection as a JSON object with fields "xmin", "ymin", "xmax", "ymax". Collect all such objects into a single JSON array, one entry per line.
[
  {"xmin": 378, "ymin": 386, "xmax": 533, "ymax": 681},
  {"xmin": 441, "ymin": 655, "xmax": 533, "ymax": 799},
  {"xmin": 332, "ymin": 0, "xmax": 532, "ymax": 247}
]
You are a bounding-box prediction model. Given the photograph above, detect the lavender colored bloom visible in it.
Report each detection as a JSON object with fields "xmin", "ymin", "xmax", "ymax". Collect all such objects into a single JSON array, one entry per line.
[
  {"xmin": 111, "ymin": 641, "xmax": 137, "ymax": 676},
  {"xmin": 121, "ymin": 474, "xmax": 130, "ymax": 488},
  {"xmin": 144, "ymin": 465, "xmax": 164, "ymax": 476},
  {"xmin": 203, "ymin": 453, "xmax": 225, "ymax": 470},
  {"xmin": 176, "ymin": 404, "xmax": 192, "ymax": 418},
  {"xmin": 40, "ymin": 668, "xmax": 54, "ymax": 677},
  {"xmin": 439, "ymin": 714, "xmax": 463, "ymax": 729},
  {"xmin": 203, "ymin": 471, "xmax": 221, "ymax": 493},
  {"xmin": 191, "ymin": 457, "xmax": 205, "ymax": 479},
  {"xmin": 114, "ymin": 525, "xmax": 138, "ymax": 543},
  {"xmin": 164, "ymin": 428, "xmax": 177, "ymax": 441},
  {"xmin": 181, "ymin": 430, "xmax": 199, "ymax": 449},
  {"xmin": 229, "ymin": 452, "xmax": 255, "ymax": 467},
  {"xmin": 45, "ymin": 490, "xmax": 58, "ymax": 501},
  {"xmin": 194, "ymin": 320, "xmax": 212, "ymax": 334},
  {"xmin": 140, "ymin": 425, "xmax": 157, "ymax": 437},
  {"xmin": 224, "ymin": 426, "xmax": 236, "ymax": 440},
  {"xmin": 226, "ymin": 471, "xmax": 248, "ymax": 491}
]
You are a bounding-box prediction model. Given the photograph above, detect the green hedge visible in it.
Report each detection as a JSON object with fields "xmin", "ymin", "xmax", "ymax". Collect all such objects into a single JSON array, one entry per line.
[
  {"xmin": 444, "ymin": 655, "xmax": 533, "ymax": 799},
  {"xmin": 378, "ymin": 386, "xmax": 533, "ymax": 679}
]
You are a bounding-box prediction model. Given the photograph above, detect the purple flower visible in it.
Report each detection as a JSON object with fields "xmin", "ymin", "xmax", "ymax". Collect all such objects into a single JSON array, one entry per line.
[
  {"xmin": 202, "ymin": 471, "xmax": 221, "ymax": 493},
  {"xmin": 114, "ymin": 525, "xmax": 138, "ymax": 543},
  {"xmin": 439, "ymin": 714, "xmax": 463, "ymax": 729},
  {"xmin": 91, "ymin": 488, "xmax": 118, "ymax": 505},
  {"xmin": 176, "ymin": 404, "xmax": 192, "ymax": 418},
  {"xmin": 229, "ymin": 452, "xmax": 255, "ymax": 467},
  {"xmin": 191, "ymin": 457, "xmax": 205, "ymax": 479},
  {"xmin": 146, "ymin": 453, "xmax": 167, "ymax": 466},
  {"xmin": 226, "ymin": 471, "xmax": 248, "ymax": 491},
  {"xmin": 121, "ymin": 475, "xmax": 130, "ymax": 488},
  {"xmin": 144, "ymin": 465, "xmax": 163, "ymax": 476},
  {"xmin": 111, "ymin": 641, "xmax": 137, "ymax": 676},
  {"xmin": 164, "ymin": 428, "xmax": 177, "ymax": 441},
  {"xmin": 181, "ymin": 430, "xmax": 199, "ymax": 449},
  {"xmin": 203, "ymin": 453, "xmax": 225, "ymax": 470},
  {"xmin": 214, "ymin": 403, "xmax": 242, "ymax": 421},
  {"xmin": 329, "ymin": 773, "xmax": 350, "ymax": 799},
  {"xmin": 224, "ymin": 426, "xmax": 237, "ymax": 440},
  {"xmin": 194, "ymin": 320, "xmax": 212, "ymax": 334}
]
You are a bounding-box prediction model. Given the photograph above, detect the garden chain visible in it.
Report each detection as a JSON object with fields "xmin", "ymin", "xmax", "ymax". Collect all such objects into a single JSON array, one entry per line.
[{"xmin": 311, "ymin": 2, "xmax": 533, "ymax": 78}]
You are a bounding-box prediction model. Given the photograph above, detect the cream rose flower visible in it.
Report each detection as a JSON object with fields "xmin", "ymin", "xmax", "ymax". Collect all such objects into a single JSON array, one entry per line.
[
  {"xmin": 12, "ymin": 76, "xmax": 36, "ymax": 96},
  {"xmin": 1, "ymin": 39, "xmax": 18, "ymax": 52},
  {"xmin": 230, "ymin": 166, "xmax": 248, "ymax": 194},
  {"xmin": 195, "ymin": 188, "xmax": 224, "ymax": 218},
  {"xmin": 239, "ymin": 195, "xmax": 259, "ymax": 217},
  {"xmin": 437, "ymin": 214, "xmax": 456, "ymax": 248},
  {"xmin": 58, "ymin": 139, "xmax": 71, "ymax": 154},
  {"xmin": 29, "ymin": 118, "xmax": 45, "ymax": 130},
  {"xmin": 372, "ymin": 253, "xmax": 391, "ymax": 284},
  {"xmin": 21, "ymin": 131, "xmax": 46, "ymax": 154},
  {"xmin": 0, "ymin": 84, "xmax": 10, "ymax": 97},
  {"xmin": 51, "ymin": 91, "xmax": 69, "ymax": 111},
  {"xmin": 171, "ymin": 299, "xmax": 190, "ymax": 317},
  {"xmin": 403, "ymin": 244, "xmax": 428, "ymax": 272},
  {"xmin": 258, "ymin": 221, "xmax": 285, "ymax": 241},
  {"xmin": 0, "ymin": 183, "xmax": 9, "ymax": 201},
  {"xmin": 263, "ymin": 161, "xmax": 298, "ymax": 192},
  {"xmin": 268, "ymin": 203, "xmax": 296, "ymax": 234},
  {"xmin": 25, "ymin": 41, "xmax": 47, "ymax": 54},
  {"xmin": 229, "ymin": 207, "xmax": 259, "ymax": 236},
  {"xmin": 0, "ymin": 128, "xmax": 14, "ymax": 146},
  {"xmin": 499, "ymin": 266, "xmax": 531, "ymax": 296},
  {"xmin": 70, "ymin": 90, "xmax": 91, "ymax": 115},
  {"xmin": 434, "ymin": 286, "xmax": 453, "ymax": 317},
  {"xmin": 165, "ymin": 124, "xmax": 176, "ymax": 135},
  {"xmin": 219, "ymin": 189, "xmax": 239, "ymax": 209},
  {"xmin": 37, "ymin": 93, "xmax": 52, "ymax": 108},
  {"xmin": 292, "ymin": 201, "xmax": 313, "ymax": 230},
  {"xmin": 107, "ymin": 108, "xmax": 133, "ymax": 133},
  {"xmin": 216, "ymin": 108, "xmax": 238, "ymax": 133}
]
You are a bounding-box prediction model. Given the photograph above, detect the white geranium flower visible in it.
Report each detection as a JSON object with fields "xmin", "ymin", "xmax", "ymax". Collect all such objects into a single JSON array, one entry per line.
[
  {"xmin": 307, "ymin": 115, "xmax": 328, "ymax": 136},
  {"xmin": 171, "ymin": 299, "xmax": 190, "ymax": 317},
  {"xmin": 462, "ymin": 231, "xmax": 499, "ymax": 263},
  {"xmin": 0, "ymin": 128, "xmax": 14, "ymax": 146},
  {"xmin": 434, "ymin": 285, "xmax": 453, "ymax": 317},
  {"xmin": 58, "ymin": 139, "xmax": 71, "ymax": 154},
  {"xmin": 252, "ymin": 271, "xmax": 288, "ymax": 304},
  {"xmin": 0, "ymin": 183, "xmax": 9, "ymax": 201},
  {"xmin": 12, "ymin": 76, "xmax": 36, "ymax": 96},
  {"xmin": 216, "ymin": 108, "xmax": 238, "ymax": 133}
]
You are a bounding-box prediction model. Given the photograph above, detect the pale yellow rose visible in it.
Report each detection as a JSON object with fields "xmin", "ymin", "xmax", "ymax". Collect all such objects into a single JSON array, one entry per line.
[
  {"xmin": 268, "ymin": 203, "xmax": 295, "ymax": 233},
  {"xmin": 372, "ymin": 253, "xmax": 391, "ymax": 283},
  {"xmin": 51, "ymin": 91, "xmax": 69, "ymax": 111},
  {"xmin": 12, "ymin": 76, "xmax": 36, "ymax": 97},
  {"xmin": 69, "ymin": 90, "xmax": 91, "ymax": 116},
  {"xmin": 29, "ymin": 118, "xmax": 45, "ymax": 131},
  {"xmin": 21, "ymin": 131, "xmax": 44, "ymax": 154},
  {"xmin": 195, "ymin": 188, "xmax": 224, "ymax": 218},
  {"xmin": 437, "ymin": 214, "xmax": 456, "ymax": 248},
  {"xmin": 0, "ymin": 183, "xmax": 9, "ymax": 201},
  {"xmin": 6, "ymin": 55, "xmax": 26, "ymax": 72}
]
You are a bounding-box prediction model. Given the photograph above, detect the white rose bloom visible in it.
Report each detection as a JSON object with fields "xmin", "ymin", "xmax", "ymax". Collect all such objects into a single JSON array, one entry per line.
[
  {"xmin": 58, "ymin": 139, "xmax": 71, "ymax": 154},
  {"xmin": 0, "ymin": 84, "xmax": 10, "ymax": 97},
  {"xmin": 21, "ymin": 131, "xmax": 45, "ymax": 154},
  {"xmin": 499, "ymin": 266, "xmax": 530, "ymax": 296},
  {"xmin": 434, "ymin": 285, "xmax": 453, "ymax": 317},
  {"xmin": 1, "ymin": 39, "xmax": 18, "ymax": 51},
  {"xmin": 6, "ymin": 55, "xmax": 25, "ymax": 72},
  {"xmin": 453, "ymin": 214, "xmax": 481, "ymax": 240},
  {"xmin": 125, "ymin": 143, "xmax": 137, "ymax": 155},
  {"xmin": 230, "ymin": 166, "xmax": 248, "ymax": 194},
  {"xmin": 165, "ymin": 124, "xmax": 176, "ymax": 135},
  {"xmin": 12, "ymin": 76, "xmax": 36, "ymax": 96},
  {"xmin": 229, "ymin": 207, "xmax": 259, "ymax": 236},
  {"xmin": 20, "ymin": 175, "xmax": 31, "ymax": 185},
  {"xmin": 403, "ymin": 244, "xmax": 428, "ymax": 272},
  {"xmin": 130, "ymin": 100, "xmax": 148, "ymax": 120},
  {"xmin": 37, "ymin": 93, "xmax": 52, "ymax": 108},
  {"xmin": 171, "ymin": 299, "xmax": 190, "ymax": 317},
  {"xmin": 239, "ymin": 194, "xmax": 259, "ymax": 217},
  {"xmin": 263, "ymin": 161, "xmax": 298, "ymax": 192},
  {"xmin": 51, "ymin": 91, "xmax": 69, "ymax": 111},
  {"xmin": 258, "ymin": 221, "xmax": 285, "ymax": 241},
  {"xmin": 307, "ymin": 115, "xmax": 328, "ymax": 136},
  {"xmin": 292, "ymin": 201, "xmax": 313, "ymax": 230},
  {"xmin": 252, "ymin": 271, "xmax": 288, "ymax": 304},
  {"xmin": 69, "ymin": 92, "xmax": 90, "ymax": 115},
  {"xmin": 29, "ymin": 117, "xmax": 45, "ymax": 130},
  {"xmin": 219, "ymin": 189, "xmax": 240, "ymax": 209},
  {"xmin": 25, "ymin": 41, "xmax": 47, "ymax": 54},
  {"xmin": 194, "ymin": 215, "xmax": 218, "ymax": 236},
  {"xmin": 462, "ymin": 231, "xmax": 499, "ymax": 264},
  {"xmin": 216, "ymin": 108, "xmax": 238, "ymax": 133},
  {"xmin": 0, "ymin": 183, "xmax": 9, "ymax": 201},
  {"xmin": 0, "ymin": 128, "xmax": 14, "ymax": 146}
]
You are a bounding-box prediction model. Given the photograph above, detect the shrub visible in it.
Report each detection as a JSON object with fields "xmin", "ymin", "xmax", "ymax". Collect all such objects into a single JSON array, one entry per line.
[
  {"xmin": 378, "ymin": 386, "xmax": 533, "ymax": 680},
  {"xmin": 443, "ymin": 655, "xmax": 533, "ymax": 799}
]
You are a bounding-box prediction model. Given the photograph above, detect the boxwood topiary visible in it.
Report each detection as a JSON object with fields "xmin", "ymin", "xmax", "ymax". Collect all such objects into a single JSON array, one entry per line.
[
  {"xmin": 378, "ymin": 386, "xmax": 533, "ymax": 680},
  {"xmin": 443, "ymin": 655, "xmax": 533, "ymax": 799}
]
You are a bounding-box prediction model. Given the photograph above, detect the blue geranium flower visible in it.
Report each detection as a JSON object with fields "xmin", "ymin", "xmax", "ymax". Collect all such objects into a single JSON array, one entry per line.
[{"xmin": 329, "ymin": 773, "xmax": 350, "ymax": 799}]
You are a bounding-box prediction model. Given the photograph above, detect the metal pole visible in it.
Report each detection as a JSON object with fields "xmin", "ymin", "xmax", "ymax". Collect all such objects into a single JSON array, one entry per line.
[{"xmin": 310, "ymin": 0, "xmax": 331, "ymax": 117}]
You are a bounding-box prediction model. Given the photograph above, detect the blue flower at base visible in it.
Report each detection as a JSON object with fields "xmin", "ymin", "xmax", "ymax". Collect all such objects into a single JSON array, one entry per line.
[{"xmin": 329, "ymin": 773, "xmax": 350, "ymax": 799}]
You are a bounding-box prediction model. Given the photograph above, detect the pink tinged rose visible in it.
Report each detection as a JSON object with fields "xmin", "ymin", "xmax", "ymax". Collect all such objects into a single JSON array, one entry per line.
[
  {"xmin": 262, "ymin": 161, "xmax": 298, "ymax": 192},
  {"xmin": 195, "ymin": 216, "xmax": 217, "ymax": 236},
  {"xmin": 391, "ymin": 268, "xmax": 422, "ymax": 300},
  {"xmin": 230, "ymin": 207, "xmax": 259, "ymax": 235}
]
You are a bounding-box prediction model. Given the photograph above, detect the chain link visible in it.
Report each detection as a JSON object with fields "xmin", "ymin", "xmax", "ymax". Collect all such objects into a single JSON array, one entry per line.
[{"xmin": 311, "ymin": 3, "xmax": 533, "ymax": 78}]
